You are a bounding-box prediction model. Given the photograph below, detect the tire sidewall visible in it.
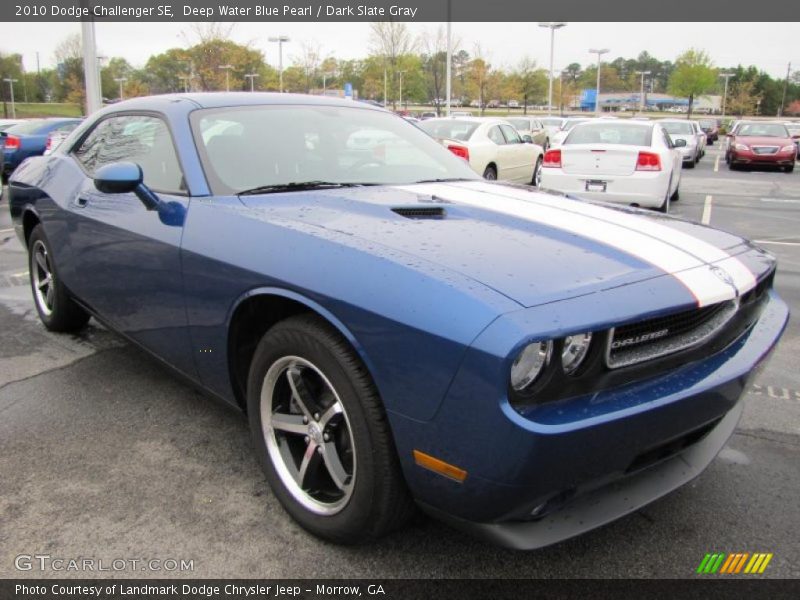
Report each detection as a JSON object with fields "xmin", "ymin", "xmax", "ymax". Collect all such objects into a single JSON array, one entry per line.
[
  {"xmin": 28, "ymin": 226, "xmax": 59, "ymax": 327},
  {"xmin": 246, "ymin": 321, "xmax": 383, "ymax": 541}
]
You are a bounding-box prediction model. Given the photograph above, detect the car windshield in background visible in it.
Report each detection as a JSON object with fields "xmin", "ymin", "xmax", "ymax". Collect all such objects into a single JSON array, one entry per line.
[
  {"xmin": 562, "ymin": 119, "xmax": 591, "ymax": 131},
  {"xmin": 738, "ymin": 123, "xmax": 789, "ymax": 137},
  {"xmin": 786, "ymin": 125, "xmax": 800, "ymax": 135},
  {"xmin": 5, "ymin": 120, "xmax": 47, "ymax": 135},
  {"xmin": 540, "ymin": 118, "xmax": 563, "ymax": 127},
  {"xmin": 506, "ymin": 118, "xmax": 531, "ymax": 130},
  {"xmin": 417, "ymin": 119, "xmax": 479, "ymax": 142},
  {"xmin": 192, "ymin": 106, "xmax": 479, "ymax": 194},
  {"xmin": 661, "ymin": 122, "xmax": 694, "ymax": 135},
  {"xmin": 699, "ymin": 119, "xmax": 716, "ymax": 128},
  {"xmin": 565, "ymin": 123, "xmax": 652, "ymax": 146}
]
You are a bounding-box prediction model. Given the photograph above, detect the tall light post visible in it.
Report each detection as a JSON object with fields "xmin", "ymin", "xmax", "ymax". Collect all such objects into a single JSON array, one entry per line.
[
  {"xmin": 589, "ymin": 48, "xmax": 609, "ymax": 115},
  {"xmin": 635, "ymin": 70, "xmax": 651, "ymax": 114},
  {"xmin": 398, "ymin": 70, "xmax": 406, "ymax": 110},
  {"xmin": 218, "ymin": 64, "xmax": 233, "ymax": 92},
  {"xmin": 268, "ymin": 35, "xmax": 290, "ymax": 93},
  {"xmin": 3, "ymin": 78, "xmax": 18, "ymax": 118},
  {"xmin": 322, "ymin": 71, "xmax": 335, "ymax": 93},
  {"xmin": 244, "ymin": 73, "xmax": 258, "ymax": 92},
  {"xmin": 539, "ymin": 22, "xmax": 566, "ymax": 115},
  {"xmin": 114, "ymin": 77, "xmax": 127, "ymax": 100},
  {"xmin": 719, "ymin": 72, "xmax": 734, "ymax": 117},
  {"xmin": 445, "ymin": 3, "xmax": 452, "ymax": 116},
  {"xmin": 178, "ymin": 75, "xmax": 191, "ymax": 93}
]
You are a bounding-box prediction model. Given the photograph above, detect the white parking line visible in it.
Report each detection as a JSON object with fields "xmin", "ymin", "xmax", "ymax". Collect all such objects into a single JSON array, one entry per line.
[
  {"xmin": 11, "ymin": 271, "xmax": 28, "ymax": 277},
  {"xmin": 714, "ymin": 156, "xmax": 720, "ymax": 172},
  {"xmin": 0, "ymin": 228, "xmax": 15, "ymax": 234},
  {"xmin": 754, "ymin": 240, "xmax": 800, "ymax": 247},
  {"xmin": 761, "ymin": 198, "xmax": 800, "ymax": 204},
  {"xmin": 702, "ymin": 195, "xmax": 713, "ymax": 225}
]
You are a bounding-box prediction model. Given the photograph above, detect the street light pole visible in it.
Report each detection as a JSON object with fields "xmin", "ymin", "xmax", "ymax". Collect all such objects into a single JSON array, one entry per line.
[
  {"xmin": 245, "ymin": 73, "xmax": 258, "ymax": 92},
  {"xmin": 539, "ymin": 22, "xmax": 566, "ymax": 115},
  {"xmin": 719, "ymin": 72, "xmax": 734, "ymax": 117},
  {"xmin": 179, "ymin": 75, "xmax": 190, "ymax": 93},
  {"xmin": 589, "ymin": 48, "xmax": 609, "ymax": 116},
  {"xmin": 635, "ymin": 70, "xmax": 651, "ymax": 114},
  {"xmin": 398, "ymin": 70, "xmax": 406, "ymax": 110},
  {"xmin": 3, "ymin": 78, "xmax": 18, "ymax": 118},
  {"xmin": 268, "ymin": 36, "xmax": 290, "ymax": 92},
  {"xmin": 218, "ymin": 64, "xmax": 233, "ymax": 92},
  {"xmin": 114, "ymin": 77, "xmax": 127, "ymax": 100}
]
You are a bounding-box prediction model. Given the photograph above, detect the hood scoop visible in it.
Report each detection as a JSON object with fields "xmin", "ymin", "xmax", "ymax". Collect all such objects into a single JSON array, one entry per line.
[{"xmin": 391, "ymin": 206, "xmax": 447, "ymax": 220}]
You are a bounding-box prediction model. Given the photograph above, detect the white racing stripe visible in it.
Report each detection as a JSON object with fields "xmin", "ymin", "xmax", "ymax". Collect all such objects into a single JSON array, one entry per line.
[
  {"xmin": 450, "ymin": 181, "xmax": 756, "ymax": 298},
  {"xmin": 396, "ymin": 182, "xmax": 753, "ymax": 307}
]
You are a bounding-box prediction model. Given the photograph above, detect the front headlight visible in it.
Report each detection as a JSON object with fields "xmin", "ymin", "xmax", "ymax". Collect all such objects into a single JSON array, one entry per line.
[
  {"xmin": 510, "ymin": 341, "xmax": 551, "ymax": 391},
  {"xmin": 781, "ymin": 145, "xmax": 796, "ymax": 152},
  {"xmin": 735, "ymin": 143, "xmax": 749, "ymax": 151},
  {"xmin": 562, "ymin": 332, "xmax": 592, "ymax": 374}
]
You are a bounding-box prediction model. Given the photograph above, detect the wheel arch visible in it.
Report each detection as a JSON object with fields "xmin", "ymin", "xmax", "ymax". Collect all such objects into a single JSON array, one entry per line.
[
  {"xmin": 226, "ymin": 287, "xmax": 377, "ymax": 411},
  {"xmin": 22, "ymin": 208, "xmax": 41, "ymax": 247}
]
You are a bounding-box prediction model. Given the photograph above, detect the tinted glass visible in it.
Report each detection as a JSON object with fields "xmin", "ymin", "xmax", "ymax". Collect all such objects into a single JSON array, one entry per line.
[
  {"xmin": 418, "ymin": 119, "xmax": 479, "ymax": 142},
  {"xmin": 487, "ymin": 126, "xmax": 506, "ymax": 145},
  {"xmin": 194, "ymin": 106, "xmax": 479, "ymax": 193},
  {"xmin": 661, "ymin": 122, "xmax": 694, "ymax": 135},
  {"xmin": 500, "ymin": 124, "xmax": 522, "ymax": 144},
  {"xmin": 737, "ymin": 123, "xmax": 789, "ymax": 137},
  {"xmin": 506, "ymin": 118, "xmax": 530, "ymax": 130},
  {"xmin": 540, "ymin": 118, "xmax": 563, "ymax": 127},
  {"xmin": 565, "ymin": 123, "xmax": 652, "ymax": 146}
]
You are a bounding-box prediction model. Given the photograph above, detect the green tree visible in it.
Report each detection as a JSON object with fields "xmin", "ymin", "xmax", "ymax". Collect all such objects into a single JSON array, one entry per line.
[{"xmin": 668, "ymin": 49, "xmax": 716, "ymax": 118}]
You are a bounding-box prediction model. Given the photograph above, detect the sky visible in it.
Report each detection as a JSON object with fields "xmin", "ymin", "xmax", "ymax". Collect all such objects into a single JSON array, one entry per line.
[{"xmin": 2, "ymin": 21, "xmax": 798, "ymax": 78}]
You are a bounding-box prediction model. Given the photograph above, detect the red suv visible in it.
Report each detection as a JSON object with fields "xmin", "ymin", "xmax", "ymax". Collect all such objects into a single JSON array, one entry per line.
[{"xmin": 727, "ymin": 121, "xmax": 797, "ymax": 172}]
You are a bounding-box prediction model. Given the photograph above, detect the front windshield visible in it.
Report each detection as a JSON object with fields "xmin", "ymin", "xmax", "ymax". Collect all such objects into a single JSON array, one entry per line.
[
  {"xmin": 661, "ymin": 121, "xmax": 694, "ymax": 135},
  {"xmin": 562, "ymin": 119, "xmax": 590, "ymax": 131},
  {"xmin": 192, "ymin": 105, "xmax": 479, "ymax": 194},
  {"xmin": 540, "ymin": 118, "xmax": 563, "ymax": 127},
  {"xmin": 506, "ymin": 118, "xmax": 530, "ymax": 130},
  {"xmin": 417, "ymin": 119, "xmax": 479, "ymax": 141},
  {"xmin": 737, "ymin": 123, "xmax": 789, "ymax": 137}
]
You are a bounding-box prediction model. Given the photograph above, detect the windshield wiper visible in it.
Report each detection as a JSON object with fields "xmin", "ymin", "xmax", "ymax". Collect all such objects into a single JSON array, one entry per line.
[
  {"xmin": 238, "ymin": 181, "xmax": 378, "ymax": 195},
  {"xmin": 411, "ymin": 177, "xmax": 476, "ymax": 184}
]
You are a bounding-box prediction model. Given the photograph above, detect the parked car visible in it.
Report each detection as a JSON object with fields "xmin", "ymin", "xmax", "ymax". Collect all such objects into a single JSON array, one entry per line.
[
  {"xmin": 1, "ymin": 118, "xmax": 83, "ymax": 179},
  {"xmin": 418, "ymin": 116, "xmax": 544, "ymax": 185},
  {"xmin": 784, "ymin": 122, "xmax": 800, "ymax": 158},
  {"xmin": 723, "ymin": 120, "xmax": 744, "ymax": 153},
  {"xmin": 540, "ymin": 119, "xmax": 683, "ymax": 212},
  {"xmin": 539, "ymin": 117, "xmax": 565, "ymax": 137},
  {"xmin": 660, "ymin": 119, "xmax": 702, "ymax": 168},
  {"xmin": 508, "ymin": 100, "xmax": 520, "ymax": 109},
  {"xmin": 698, "ymin": 118, "xmax": 720, "ymax": 144},
  {"xmin": 0, "ymin": 118, "xmax": 25, "ymax": 132},
  {"xmin": 726, "ymin": 121, "xmax": 797, "ymax": 172},
  {"xmin": 419, "ymin": 112, "xmax": 437, "ymax": 120},
  {"xmin": 505, "ymin": 116, "xmax": 550, "ymax": 149},
  {"xmin": 8, "ymin": 93, "xmax": 788, "ymax": 550},
  {"xmin": 690, "ymin": 120, "xmax": 707, "ymax": 158},
  {"xmin": 550, "ymin": 117, "xmax": 593, "ymax": 147},
  {"xmin": 44, "ymin": 121, "xmax": 82, "ymax": 156}
]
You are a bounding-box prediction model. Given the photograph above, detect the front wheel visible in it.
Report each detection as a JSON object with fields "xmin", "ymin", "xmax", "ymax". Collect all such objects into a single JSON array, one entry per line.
[
  {"xmin": 786, "ymin": 164, "xmax": 795, "ymax": 173},
  {"xmin": 247, "ymin": 314, "xmax": 415, "ymax": 544},
  {"xmin": 28, "ymin": 225, "xmax": 90, "ymax": 332},
  {"xmin": 531, "ymin": 156, "xmax": 543, "ymax": 187}
]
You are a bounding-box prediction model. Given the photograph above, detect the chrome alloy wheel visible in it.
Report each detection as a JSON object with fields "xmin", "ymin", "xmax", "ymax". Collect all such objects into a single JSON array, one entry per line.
[
  {"xmin": 31, "ymin": 240, "xmax": 55, "ymax": 316},
  {"xmin": 260, "ymin": 356, "xmax": 356, "ymax": 515}
]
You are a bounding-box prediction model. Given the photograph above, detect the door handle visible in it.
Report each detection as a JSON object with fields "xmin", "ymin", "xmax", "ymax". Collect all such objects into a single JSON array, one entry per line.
[{"xmin": 76, "ymin": 196, "xmax": 89, "ymax": 207}]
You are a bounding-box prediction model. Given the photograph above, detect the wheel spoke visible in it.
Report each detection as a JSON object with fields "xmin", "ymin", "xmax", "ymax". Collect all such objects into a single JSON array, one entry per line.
[
  {"xmin": 321, "ymin": 442, "xmax": 350, "ymax": 491},
  {"xmin": 318, "ymin": 401, "xmax": 343, "ymax": 428},
  {"xmin": 35, "ymin": 252, "xmax": 48, "ymax": 273},
  {"xmin": 286, "ymin": 367, "xmax": 316, "ymax": 420},
  {"xmin": 37, "ymin": 275, "xmax": 52, "ymax": 291},
  {"xmin": 45, "ymin": 284, "xmax": 54, "ymax": 307},
  {"xmin": 270, "ymin": 412, "xmax": 308, "ymax": 436},
  {"xmin": 296, "ymin": 440, "xmax": 319, "ymax": 488}
]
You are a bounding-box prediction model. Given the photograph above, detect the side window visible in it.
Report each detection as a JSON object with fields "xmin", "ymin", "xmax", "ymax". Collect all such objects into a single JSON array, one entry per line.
[
  {"xmin": 661, "ymin": 128, "xmax": 673, "ymax": 148},
  {"xmin": 500, "ymin": 124, "xmax": 522, "ymax": 144},
  {"xmin": 72, "ymin": 115, "xmax": 185, "ymax": 194},
  {"xmin": 488, "ymin": 126, "xmax": 506, "ymax": 145}
]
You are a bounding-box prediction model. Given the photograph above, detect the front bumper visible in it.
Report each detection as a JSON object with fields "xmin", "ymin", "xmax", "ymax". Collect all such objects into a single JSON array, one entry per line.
[
  {"xmin": 390, "ymin": 289, "xmax": 788, "ymax": 549},
  {"xmin": 730, "ymin": 149, "xmax": 796, "ymax": 166}
]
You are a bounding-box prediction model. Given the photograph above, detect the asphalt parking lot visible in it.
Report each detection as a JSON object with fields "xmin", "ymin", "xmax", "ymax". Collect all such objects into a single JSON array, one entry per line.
[{"xmin": 1, "ymin": 141, "xmax": 799, "ymax": 579}]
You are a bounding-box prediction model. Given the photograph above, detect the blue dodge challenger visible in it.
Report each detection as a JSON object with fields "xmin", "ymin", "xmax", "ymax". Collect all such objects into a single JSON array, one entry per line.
[{"xmin": 7, "ymin": 94, "xmax": 788, "ymax": 548}]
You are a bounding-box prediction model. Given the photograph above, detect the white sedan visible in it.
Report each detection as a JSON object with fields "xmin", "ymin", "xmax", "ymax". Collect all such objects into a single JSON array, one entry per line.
[
  {"xmin": 540, "ymin": 120, "xmax": 683, "ymax": 212},
  {"xmin": 660, "ymin": 119, "xmax": 703, "ymax": 168},
  {"xmin": 418, "ymin": 117, "xmax": 544, "ymax": 185}
]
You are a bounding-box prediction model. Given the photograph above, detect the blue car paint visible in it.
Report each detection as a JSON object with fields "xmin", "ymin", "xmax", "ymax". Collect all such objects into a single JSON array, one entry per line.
[
  {"xmin": 2, "ymin": 118, "xmax": 82, "ymax": 175},
  {"xmin": 7, "ymin": 93, "xmax": 789, "ymax": 547}
]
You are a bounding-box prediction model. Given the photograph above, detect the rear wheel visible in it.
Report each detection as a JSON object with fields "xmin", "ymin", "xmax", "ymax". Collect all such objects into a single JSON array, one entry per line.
[
  {"xmin": 657, "ymin": 178, "xmax": 673, "ymax": 213},
  {"xmin": 247, "ymin": 314, "xmax": 415, "ymax": 544},
  {"xmin": 483, "ymin": 165, "xmax": 497, "ymax": 180},
  {"xmin": 28, "ymin": 225, "xmax": 90, "ymax": 332},
  {"xmin": 786, "ymin": 164, "xmax": 795, "ymax": 173},
  {"xmin": 531, "ymin": 156, "xmax": 543, "ymax": 187}
]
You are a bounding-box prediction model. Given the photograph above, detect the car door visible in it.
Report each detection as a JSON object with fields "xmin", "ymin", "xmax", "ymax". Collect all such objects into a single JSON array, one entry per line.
[
  {"xmin": 658, "ymin": 126, "xmax": 681, "ymax": 194},
  {"xmin": 499, "ymin": 123, "xmax": 535, "ymax": 183},
  {"xmin": 65, "ymin": 113, "xmax": 196, "ymax": 377},
  {"xmin": 486, "ymin": 124, "xmax": 514, "ymax": 180}
]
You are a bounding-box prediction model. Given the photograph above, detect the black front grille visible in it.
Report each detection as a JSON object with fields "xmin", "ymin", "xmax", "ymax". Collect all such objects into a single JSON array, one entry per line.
[{"xmin": 391, "ymin": 206, "xmax": 446, "ymax": 219}]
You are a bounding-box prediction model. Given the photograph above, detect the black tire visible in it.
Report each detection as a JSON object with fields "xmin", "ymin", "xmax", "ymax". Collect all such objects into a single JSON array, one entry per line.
[
  {"xmin": 785, "ymin": 164, "xmax": 794, "ymax": 173},
  {"xmin": 246, "ymin": 314, "xmax": 415, "ymax": 544},
  {"xmin": 531, "ymin": 156, "xmax": 543, "ymax": 187},
  {"xmin": 483, "ymin": 165, "xmax": 497, "ymax": 180},
  {"xmin": 657, "ymin": 178, "xmax": 673, "ymax": 213},
  {"xmin": 28, "ymin": 225, "xmax": 90, "ymax": 332},
  {"xmin": 685, "ymin": 159, "xmax": 695, "ymax": 169},
  {"xmin": 671, "ymin": 185, "xmax": 680, "ymax": 202},
  {"xmin": 543, "ymin": 138, "xmax": 550, "ymax": 152}
]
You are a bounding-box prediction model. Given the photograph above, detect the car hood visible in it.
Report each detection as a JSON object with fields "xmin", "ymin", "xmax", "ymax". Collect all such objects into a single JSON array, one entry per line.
[
  {"xmin": 240, "ymin": 181, "xmax": 771, "ymax": 308},
  {"xmin": 736, "ymin": 135, "xmax": 792, "ymax": 145}
]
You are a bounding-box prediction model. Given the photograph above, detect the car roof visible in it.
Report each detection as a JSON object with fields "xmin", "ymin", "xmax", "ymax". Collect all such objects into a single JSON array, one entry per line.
[
  {"xmin": 424, "ymin": 116, "xmax": 507, "ymax": 124},
  {"xmin": 102, "ymin": 92, "xmax": 388, "ymax": 112}
]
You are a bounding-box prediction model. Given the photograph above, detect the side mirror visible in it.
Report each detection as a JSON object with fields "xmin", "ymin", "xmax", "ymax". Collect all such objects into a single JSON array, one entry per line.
[
  {"xmin": 522, "ymin": 134, "xmax": 533, "ymax": 144},
  {"xmin": 94, "ymin": 162, "xmax": 160, "ymax": 210},
  {"xmin": 674, "ymin": 139, "xmax": 687, "ymax": 147}
]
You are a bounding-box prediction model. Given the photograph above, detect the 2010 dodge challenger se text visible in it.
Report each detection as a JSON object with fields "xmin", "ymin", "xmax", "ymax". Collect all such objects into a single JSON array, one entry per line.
[{"xmin": 8, "ymin": 94, "xmax": 788, "ymax": 549}]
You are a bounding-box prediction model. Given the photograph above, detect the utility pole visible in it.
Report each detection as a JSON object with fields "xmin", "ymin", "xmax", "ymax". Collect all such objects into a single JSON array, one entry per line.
[
  {"xmin": 3, "ymin": 78, "xmax": 18, "ymax": 118},
  {"xmin": 589, "ymin": 48, "xmax": 609, "ymax": 115},
  {"xmin": 719, "ymin": 72, "xmax": 734, "ymax": 117},
  {"xmin": 268, "ymin": 36, "xmax": 290, "ymax": 93},
  {"xmin": 218, "ymin": 64, "xmax": 233, "ymax": 92},
  {"xmin": 114, "ymin": 77, "xmax": 127, "ymax": 100},
  {"xmin": 539, "ymin": 22, "xmax": 566, "ymax": 115},
  {"xmin": 778, "ymin": 61, "xmax": 791, "ymax": 117},
  {"xmin": 80, "ymin": 12, "xmax": 102, "ymax": 114},
  {"xmin": 398, "ymin": 70, "xmax": 406, "ymax": 111},
  {"xmin": 635, "ymin": 70, "xmax": 651, "ymax": 114},
  {"xmin": 446, "ymin": 3, "xmax": 452, "ymax": 117},
  {"xmin": 244, "ymin": 73, "xmax": 258, "ymax": 92},
  {"xmin": 179, "ymin": 75, "xmax": 190, "ymax": 93},
  {"xmin": 383, "ymin": 67, "xmax": 387, "ymax": 108}
]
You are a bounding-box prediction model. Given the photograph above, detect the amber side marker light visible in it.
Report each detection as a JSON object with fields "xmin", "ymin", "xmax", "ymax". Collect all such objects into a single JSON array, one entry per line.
[{"xmin": 413, "ymin": 450, "xmax": 468, "ymax": 483}]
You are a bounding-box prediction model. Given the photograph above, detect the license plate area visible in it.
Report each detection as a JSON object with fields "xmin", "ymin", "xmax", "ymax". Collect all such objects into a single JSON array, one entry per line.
[{"xmin": 585, "ymin": 180, "xmax": 607, "ymax": 192}]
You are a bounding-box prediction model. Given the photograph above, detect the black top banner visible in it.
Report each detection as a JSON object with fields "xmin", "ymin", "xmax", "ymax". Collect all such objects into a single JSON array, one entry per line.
[{"xmin": 2, "ymin": 0, "xmax": 798, "ymax": 22}]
